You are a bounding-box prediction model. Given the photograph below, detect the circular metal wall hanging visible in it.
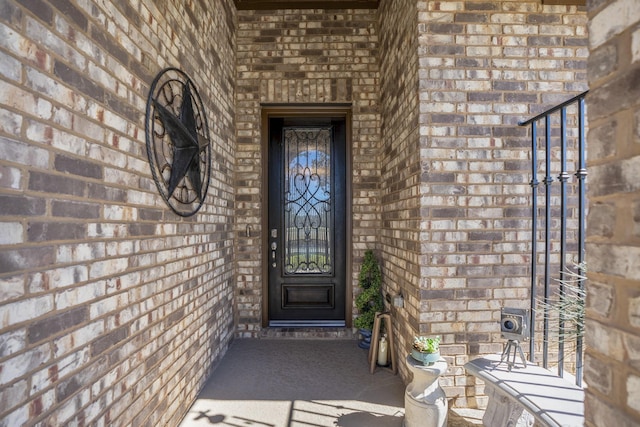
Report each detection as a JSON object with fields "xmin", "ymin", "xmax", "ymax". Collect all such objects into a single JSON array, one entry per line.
[{"xmin": 145, "ymin": 68, "xmax": 211, "ymax": 217}]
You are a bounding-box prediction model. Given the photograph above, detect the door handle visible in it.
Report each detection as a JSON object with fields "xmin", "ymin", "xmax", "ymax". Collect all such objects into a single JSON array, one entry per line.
[{"xmin": 271, "ymin": 241, "xmax": 277, "ymax": 267}]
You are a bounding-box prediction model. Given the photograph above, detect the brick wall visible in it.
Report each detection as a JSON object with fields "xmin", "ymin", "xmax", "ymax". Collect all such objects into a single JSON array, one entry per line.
[
  {"xmin": 585, "ymin": 0, "xmax": 640, "ymax": 425},
  {"xmin": 416, "ymin": 0, "xmax": 588, "ymax": 407},
  {"xmin": 234, "ymin": 1, "xmax": 590, "ymax": 406},
  {"xmin": 377, "ymin": 0, "xmax": 421, "ymax": 380},
  {"xmin": 0, "ymin": 0, "xmax": 236, "ymax": 425},
  {"xmin": 0, "ymin": 0, "xmax": 604, "ymax": 422},
  {"xmin": 235, "ymin": 8, "xmax": 381, "ymax": 336}
]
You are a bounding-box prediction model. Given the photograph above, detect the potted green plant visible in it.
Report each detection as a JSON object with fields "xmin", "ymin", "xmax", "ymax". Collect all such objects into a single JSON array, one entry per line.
[
  {"xmin": 411, "ymin": 336, "xmax": 441, "ymax": 365},
  {"xmin": 354, "ymin": 249, "xmax": 384, "ymax": 349}
]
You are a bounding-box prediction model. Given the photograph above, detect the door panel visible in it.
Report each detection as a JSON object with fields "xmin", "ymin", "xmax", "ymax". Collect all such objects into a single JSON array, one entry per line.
[
  {"xmin": 282, "ymin": 284, "xmax": 335, "ymax": 308},
  {"xmin": 268, "ymin": 117, "xmax": 346, "ymax": 326}
]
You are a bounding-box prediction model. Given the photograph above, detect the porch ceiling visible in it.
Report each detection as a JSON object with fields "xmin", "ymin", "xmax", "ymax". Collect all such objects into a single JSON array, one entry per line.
[{"xmin": 234, "ymin": 0, "xmax": 379, "ymax": 9}]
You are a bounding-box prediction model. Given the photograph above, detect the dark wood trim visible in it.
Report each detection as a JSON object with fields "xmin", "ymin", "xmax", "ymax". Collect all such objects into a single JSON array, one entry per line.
[
  {"xmin": 261, "ymin": 102, "xmax": 353, "ymax": 108},
  {"xmin": 260, "ymin": 105, "xmax": 353, "ymax": 328},
  {"xmin": 261, "ymin": 111, "xmax": 270, "ymax": 328},
  {"xmin": 235, "ymin": 0, "xmax": 378, "ymax": 10},
  {"xmin": 541, "ymin": 0, "xmax": 585, "ymax": 5}
]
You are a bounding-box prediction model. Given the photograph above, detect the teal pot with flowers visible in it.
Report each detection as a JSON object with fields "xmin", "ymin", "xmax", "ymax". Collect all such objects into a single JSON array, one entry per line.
[{"xmin": 411, "ymin": 336, "xmax": 441, "ymax": 365}]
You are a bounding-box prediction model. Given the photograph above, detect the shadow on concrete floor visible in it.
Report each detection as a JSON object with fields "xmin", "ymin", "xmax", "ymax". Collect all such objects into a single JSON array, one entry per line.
[
  {"xmin": 179, "ymin": 339, "xmax": 405, "ymax": 427},
  {"xmin": 178, "ymin": 338, "xmax": 485, "ymax": 427}
]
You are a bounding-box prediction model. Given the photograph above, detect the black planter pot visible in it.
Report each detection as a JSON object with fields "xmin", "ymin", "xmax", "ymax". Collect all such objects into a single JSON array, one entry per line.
[{"xmin": 358, "ymin": 328, "xmax": 372, "ymax": 349}]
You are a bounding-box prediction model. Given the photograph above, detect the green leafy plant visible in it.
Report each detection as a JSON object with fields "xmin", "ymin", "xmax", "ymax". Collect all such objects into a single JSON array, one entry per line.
[
  {"xmin": 354, "ymin": 249, "xmax": 384, "ymax": 330},
  {"xmin": 413, "ymin": 336, "xmax": 440, "ymax": 354}
]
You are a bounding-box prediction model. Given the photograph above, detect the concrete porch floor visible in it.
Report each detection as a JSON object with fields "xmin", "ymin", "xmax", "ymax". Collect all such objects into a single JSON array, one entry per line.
[{"xmin": 178, "ymin": 339, "xmax": 484, "ymax": 427}]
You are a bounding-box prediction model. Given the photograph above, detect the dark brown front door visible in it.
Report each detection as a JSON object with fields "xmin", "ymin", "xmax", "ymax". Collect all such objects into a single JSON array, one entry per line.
[{"xmin": 268, "ymin": 117, "xmax": 346, "ymax": 326}]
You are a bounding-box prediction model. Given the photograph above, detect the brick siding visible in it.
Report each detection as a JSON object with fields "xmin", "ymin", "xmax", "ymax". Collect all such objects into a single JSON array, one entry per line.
[
  {"xmin": 234, "ymin": 0, "xmax": 588, "ymax": 407},
  {"xmin": 234, "ymin": 8, "xmax": 381, "ymax": 336},
  {"xmin": 377, "ymin": 0, "xmax": 422, "ymax": 382},
  {"xmin": 0, "ymin": 0, "xmax": 236, "ymax": 425},
  {"xmin": 585, "ymin": 0, "xmax": 640, "ymax": 425},
  {"xmin": 1, "ymin": 0, "xmax": 621, "ymax": 424},
  {"xmin": 416, "ymin": 0, "xmax": 588, "ymax": 407}
]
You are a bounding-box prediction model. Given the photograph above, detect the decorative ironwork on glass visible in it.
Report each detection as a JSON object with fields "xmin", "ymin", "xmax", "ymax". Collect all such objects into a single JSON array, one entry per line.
[{"xmin": 283, "ymin": 127, "xmax": 333, "ymax": 274}]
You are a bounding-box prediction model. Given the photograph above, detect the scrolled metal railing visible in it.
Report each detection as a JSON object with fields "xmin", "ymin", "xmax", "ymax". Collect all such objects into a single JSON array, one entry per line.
[{"xmin": 519, "ymin": 90, "xmax": 588, "ymax": 387}]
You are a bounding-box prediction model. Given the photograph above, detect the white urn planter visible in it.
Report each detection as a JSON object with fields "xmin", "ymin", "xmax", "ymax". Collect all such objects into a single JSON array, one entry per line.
[{"xmin": 403, "ymin": 354, "xmax": 448, "ymax": 427}]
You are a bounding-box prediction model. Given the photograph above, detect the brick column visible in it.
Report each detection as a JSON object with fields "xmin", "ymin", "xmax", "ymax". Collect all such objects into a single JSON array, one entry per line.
[{"xmin": 585, "ymin": 0, "xmax": 640, "ymax": 425}]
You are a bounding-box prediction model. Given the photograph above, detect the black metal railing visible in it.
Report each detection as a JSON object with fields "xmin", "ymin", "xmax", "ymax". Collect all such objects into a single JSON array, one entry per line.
[{"xmin": 519, "ymin": 90, "xmax": 588, "ymax": 387}]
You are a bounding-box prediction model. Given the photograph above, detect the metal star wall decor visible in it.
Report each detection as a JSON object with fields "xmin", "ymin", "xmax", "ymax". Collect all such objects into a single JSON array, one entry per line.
[{"xmin": 145, "ymin": 68, "xmax": 212, "ymax": 217}]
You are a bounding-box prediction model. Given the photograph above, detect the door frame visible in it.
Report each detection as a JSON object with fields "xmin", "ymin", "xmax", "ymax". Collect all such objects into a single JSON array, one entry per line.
[{"xmin": 260, "ymin": 104, "xmax": 353, "ymax": 328}]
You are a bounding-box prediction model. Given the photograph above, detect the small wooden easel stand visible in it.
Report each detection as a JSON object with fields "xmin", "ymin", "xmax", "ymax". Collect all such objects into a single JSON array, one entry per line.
[{"xmin": 368, "ymin": 311, "xmax": 397, "ymax": 374}]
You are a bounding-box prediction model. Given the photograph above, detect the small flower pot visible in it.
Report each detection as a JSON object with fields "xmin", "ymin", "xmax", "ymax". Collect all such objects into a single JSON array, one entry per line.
[
  {"xmin": 411, "ymin": 349, "xmax": 440, "ymax": 365},
  {"xmin": 358, "ymin": 328, "xmax": 372, "ymax": 349}
]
